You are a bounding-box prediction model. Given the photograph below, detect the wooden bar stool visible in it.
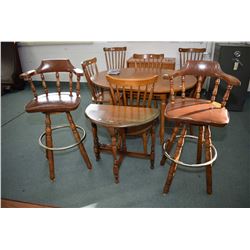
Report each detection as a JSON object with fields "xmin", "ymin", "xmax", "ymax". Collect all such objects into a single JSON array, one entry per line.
[
  {"xmin": 85, "ymin": 75, "xmax": 159, "ymax": 183},
  {"xmin": 20, "ymin": 59, "xmax": 92, "ymax": 180},
  {"xmin": 160, "ymin": 60, "xmax": 240, "ymax": 194}
]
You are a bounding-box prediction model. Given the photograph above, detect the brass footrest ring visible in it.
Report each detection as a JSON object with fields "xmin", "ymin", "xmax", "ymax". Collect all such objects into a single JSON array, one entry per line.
[
  {"xmin": 39, "ymin": 125, "xmax": 86, "ymax": 151},
  {"xmin": 163, "ymin": 135, "xmax": 217, "ymax": 168}
]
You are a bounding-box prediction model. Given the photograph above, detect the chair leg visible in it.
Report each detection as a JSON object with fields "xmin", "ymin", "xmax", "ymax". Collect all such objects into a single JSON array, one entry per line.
[
  {"xmin": 205, "ymin": 126, "xmax": 212, "ymax": 195},
  {"xmin": 45, "ymin": 113, "xmax": 55, "ymax": 181},
  {"xmin": 142, "ymin": 133, "xmax": 148, "ymax": 154},
  {"xmin": 45, "ymin": 133, "xmax": 49, "ymax": 160},
  {"xmin": 160, "ymin": 125, "xmax": 179, "ymax": 166},
  {"xmin": 189, "ymin": 124, "xmax": 193, "ymax": 135},
  {"xmin": 197, "ymin": 126, "xmax": 204, "ymax": 164},
  {"xmin": 120, "ymin": 128, "xmax": 127, "ymax": 152},
  {"xmin": 153, "ymin": 99, "xmax": 158, "ymax": 108},
  {"xmin": 66, "ymin": 112, "xmax": 92, "ymax": 170},
  {"xmin": 109, "ymin": 128, "xmax": 119, "ymax": 184},
  {"xmin": 91, "ymin": 122, "xmax": 101, "ymax": 161},
  {"xmin": 150, "ymin": 122, "xmax": 156, "ymax": 169},
  {"xmin": 163, "ymin": 125, "xmax": 187, "ymax": 194}
]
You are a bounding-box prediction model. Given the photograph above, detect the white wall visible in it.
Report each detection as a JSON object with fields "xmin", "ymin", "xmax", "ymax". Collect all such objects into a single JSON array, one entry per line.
[{"xmin": 18, "ymin": 41, "xmax": 213, "ymax": 82}]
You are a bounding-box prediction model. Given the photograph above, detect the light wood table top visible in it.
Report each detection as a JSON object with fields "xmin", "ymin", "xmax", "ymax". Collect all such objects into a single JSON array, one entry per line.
[
  {"xmin": 91, "ymin": 68, "xmax": 197, "ymax": 94},
  {"xmin": 85, "ymin": 104, "xmax": 160, "ymax": 128}
]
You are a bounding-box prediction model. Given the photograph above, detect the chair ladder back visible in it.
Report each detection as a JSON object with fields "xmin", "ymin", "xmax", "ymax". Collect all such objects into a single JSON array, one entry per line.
[
  {"xmin": 107, "ymin": 75, "xmax": 157, "ymax": 108},
  {"xmin": 40, "ymin": 73, "xmax": 49, "ymax": 96},
  {"xmin": 104, "ymin": 47, "xmax": 127, "ymax": 70},
  {"xmin": 133, "ymin": 54, "xmax": 164, "ymax": 69},
  {"xmin": 179, "ymin": 48, "xmax": 206, "ymax": 68},
  {"xmin": 82, "ymin": 58, "xmax": 101, "ymax": 101}
]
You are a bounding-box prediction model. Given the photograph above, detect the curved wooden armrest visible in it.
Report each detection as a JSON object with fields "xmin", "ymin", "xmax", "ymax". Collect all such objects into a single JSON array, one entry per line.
[
  {"xmin": 219, "ymin": 72, "xmax": 241, "ymax": 86},
  {"xmin": 73, "ymin": 68, "xmax": 84, "ymax": 77},
  {"xmin": 19, "ymin": 70, "xmax": 36, "ymax": 80}
]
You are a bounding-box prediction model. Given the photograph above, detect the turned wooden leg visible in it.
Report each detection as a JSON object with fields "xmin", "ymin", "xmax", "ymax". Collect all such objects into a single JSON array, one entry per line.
[
  {"xmin": 189, "ymin": 124, "xmax": 193, "ymax": 136},
  {"xmin": 163, "ymin": 125, "xmax": 187, "ymax": 194},
  {"xmin": 160, "ymin": 124, "xmax": 180, "ymax": 166},
  {"xmin": 150, "ymin": 122, "xmax": 156, "ymax": 169},
  {"xmin": 45, "ymin": 113, "xmax": 55, "ymax": 181},
  {"xmin": 159, "ymin": 96, "xmax": 167, "ymax": 145},
  {"xmin": 45, "ymin": 132, "xmax": 49, "ymax": 160},
  {"xmin": 197, "ymin": 126, "xmax": 204, "ymax": 164},
  {"xmin": 120, "ymin": 128, "xmax": 127, "ymax": 152},
  {"xmin": 142, "ymin": 133, "xmax": 148, "ymax": 154},
  {"xmin": 109, "ymin": 128, "xmax": 119, "ymax": 184},
  {"xmin": 66, "ymin": 112, "xmax": 92, "ymax": 170},
  {"xmin": 91, "ymin": 122, "xmax": 100, "ymax": 161},
  {"xmin": 205, "ymin": 126, "xmax": 212, "ymax": 195}
]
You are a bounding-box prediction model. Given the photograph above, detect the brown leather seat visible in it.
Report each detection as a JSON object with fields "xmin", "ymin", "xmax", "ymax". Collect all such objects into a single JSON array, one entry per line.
[
  {"xmin": 25, "ymin": 92, "xmax": 80, "ymax": 113},
  {"xmin": 165, "ymin": 97, "xmax": 229, "ymax": 127}
]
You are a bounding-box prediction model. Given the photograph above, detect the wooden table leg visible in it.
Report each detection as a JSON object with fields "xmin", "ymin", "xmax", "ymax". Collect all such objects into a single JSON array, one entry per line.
[
  {"xmin": 108, "ymin": 128, "xmax": 119, "ymax": 184},
  {"xmin": 91, "ymin": 122, "xmax": 101, "ymax": 161}
]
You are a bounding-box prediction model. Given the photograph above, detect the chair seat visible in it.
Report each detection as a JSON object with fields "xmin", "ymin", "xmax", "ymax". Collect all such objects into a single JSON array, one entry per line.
[
  {"xmin": 165, "ymin": 97, "xmax": 229, "ymax": 127},
  {"xmin": 85, "ymin": 104, "xmax": 160, "ymax": 128},
  {"xmin": 25, "ymin": 92, "xmax": 80, "ymax": 113}
]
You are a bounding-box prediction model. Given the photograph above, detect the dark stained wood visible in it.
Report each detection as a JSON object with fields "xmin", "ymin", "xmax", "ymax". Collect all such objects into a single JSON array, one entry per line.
[
  {"xmin": 160, "ymin": 124, "xmax": 180, "ymax": 166},
  {"xmin": 197, "ymin": 126, "xmax": 204, "ymax": 164},
  {"xmin": 91, "ymin": 68, "xmax": 197, "ymax": 144},
  {"xmin": 127, "ymin": 56, "xmax": 176, "ymax": 70},
  {"xmin": 103, "ymin": 47, "xmax": 127, "ymax": 71},
  {"xmin": 163, "ymin": 126, "xmax": 187, "ymax": 194},
  {"xmin": 205, "ymin": 125, "xmax": 212, "ymax": 194},
  {"xmin": 66, "ymin": 112, "xmax": 92, "ymax": 170},
  {"xmin": 45, "ymin": 113, "xmax": 55, "ymax": 180},
  {"xmin": 91, "ymin": 122, "xmax": 101, "ymax": 161},
  {"xmin": 161, "ymin": 60, "xmax": 240, "ymax": 194},
  {"xmin": 20, "ymin": 59, "xmax": 92, "ymax": 180},
  {"xmin": 85, "ymin": 75, "xmax": 160, "ymax": 183},
  {"xmin": 1, "ymin": 199, "xmax": 55, "ymax": 208}
]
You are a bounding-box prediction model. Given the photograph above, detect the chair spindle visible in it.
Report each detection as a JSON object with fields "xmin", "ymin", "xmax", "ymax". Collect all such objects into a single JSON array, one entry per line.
[{"xmin": 40, "ymin": 73, "xmax": 49, "ymax": 96}]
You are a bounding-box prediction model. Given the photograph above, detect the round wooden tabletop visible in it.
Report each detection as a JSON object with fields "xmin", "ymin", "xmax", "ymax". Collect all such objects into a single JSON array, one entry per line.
[{"xmin": 92, "ymin": 68, "xmax": 197, "ymax": 94}]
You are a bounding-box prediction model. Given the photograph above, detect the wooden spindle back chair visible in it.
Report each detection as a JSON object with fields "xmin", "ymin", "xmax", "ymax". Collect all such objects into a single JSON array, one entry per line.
[
  {"xmin": 20, "ymin": 59, "xmax": 92, "ymax": 180},
  {"xmin": 160, "ymin": 60, "xmax": 240, "ymax": 194},
  {"xmin": 179, "ymin": 48, "xmax": 206, "ymax": 68},
  {"xmin": 82, "ymin": 57, "xmax": 111, "ymax": 104},
  {"xmin": 103, "ymin": 47, "xmax": 127, "ymax": 71},
  {"xmin": 133, "ymin": 53, "xmax": 164, "ymax": 69},
  {"xmin": 106, "ymin": 75, "xmax": 157, "ymax": 108}
]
